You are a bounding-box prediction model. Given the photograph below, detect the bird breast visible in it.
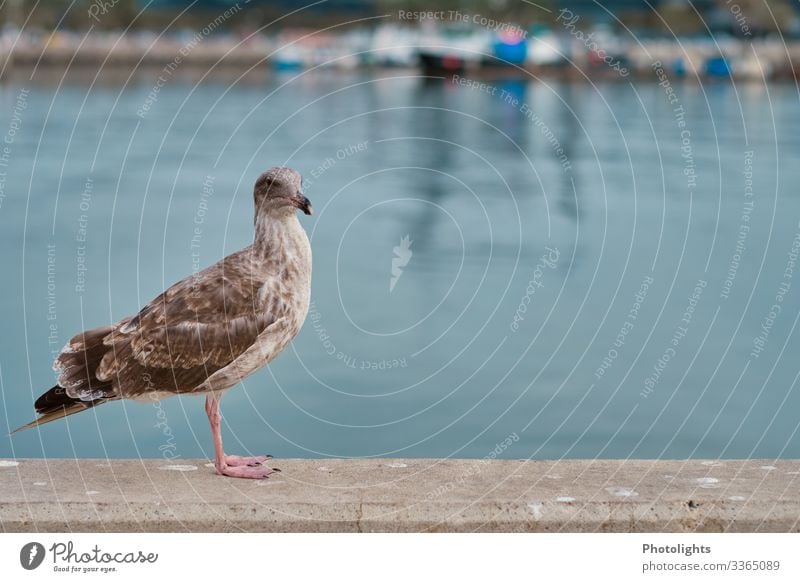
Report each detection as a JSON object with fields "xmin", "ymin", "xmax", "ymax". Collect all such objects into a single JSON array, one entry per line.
[{"xmin": 256, "ymin": 215, "xmax": 312, "ymax": 341}]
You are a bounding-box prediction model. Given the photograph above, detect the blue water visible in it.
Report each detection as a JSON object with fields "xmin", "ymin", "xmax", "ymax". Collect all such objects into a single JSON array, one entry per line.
[{"xmin": 1, "ymin": 72, "xmax": 799, "ymax": 461}]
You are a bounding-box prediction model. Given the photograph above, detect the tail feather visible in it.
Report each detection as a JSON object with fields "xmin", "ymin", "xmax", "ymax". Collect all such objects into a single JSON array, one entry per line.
[
  {"xmin": 12, "ymin": 384, "xmax": 109, "ymax": 434},
  {"xmin": 15, "ymin": 324, "xmax": 118, "ymax": 435},
  {"xmin": 11, "ymin": 402, "xmax": 102, "ymax": 434}
]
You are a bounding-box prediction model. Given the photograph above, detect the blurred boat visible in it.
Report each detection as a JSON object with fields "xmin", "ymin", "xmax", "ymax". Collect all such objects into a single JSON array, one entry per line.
[
  {"xmin": 416, "ymin": 24, "xmax": 491, "ymax": 75},
  {"xmin": 273, "ymin": 43, "xmax": 304, "ymax": 70},
  {"xmin": 271, "ymin": 29, "xmax": 369, "ymax": 71},
  {"xmin": 370, "ymin": 24, "xmax": 418, "ymax": 67},
  {"xmin": 526, "ymin": 25, "xmax": 567, "ymax": 66},
  {"xmin": 705, "ymin": 55, "xmax": 731, "ymax": 77}
]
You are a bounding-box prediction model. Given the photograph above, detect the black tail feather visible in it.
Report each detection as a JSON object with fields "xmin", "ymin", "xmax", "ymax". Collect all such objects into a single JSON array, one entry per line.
[
  {"xmin": 34, "ymin": 385, "xmax": 74, "ymax": 414},
  {"xmin": 12, "ymin": 385, "xmax": 109, "ymax": 434}
]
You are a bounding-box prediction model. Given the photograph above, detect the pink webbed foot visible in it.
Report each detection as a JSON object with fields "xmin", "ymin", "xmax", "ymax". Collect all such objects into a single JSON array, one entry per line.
[
  {"xmin": 205, "ymin": 395, "xmax": 280, "ymax": 479},
  {"xmin": 224, "ymin": 454, "xmax": 273, "ymax": 467},
  {"xmin": 216, "ymin": 463, "xmax": 280, "ymax": 479}
]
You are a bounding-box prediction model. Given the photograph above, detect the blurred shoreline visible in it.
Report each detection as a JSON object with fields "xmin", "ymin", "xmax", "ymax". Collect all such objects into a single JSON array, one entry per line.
[{"xmin": 1, "ymin": 27, "xmax": 799, "ymax": 83}]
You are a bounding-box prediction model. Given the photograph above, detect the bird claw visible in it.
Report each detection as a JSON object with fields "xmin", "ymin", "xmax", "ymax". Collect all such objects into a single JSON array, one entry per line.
[
  {"xmin": 216, "ymin": 464, "xmax": 278, "ymax": 479},
  {"xmin": 223, "ymin": 454, "xmax": 273, "ymax": 467},
  {"xmin": 213, "ymin": 455, "xmax": 280, "ymax": 478}
]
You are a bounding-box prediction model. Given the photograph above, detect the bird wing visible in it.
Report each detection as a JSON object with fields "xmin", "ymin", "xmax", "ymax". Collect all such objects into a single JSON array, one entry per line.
[
  {"xmin": 18, "ymin": 250, "xmax": 287, "ymax": 432},
  {"xmin": 90, "ymin": 249, "xmax": 285, "ymax": 396},
  {"xmin": 190, "ymin": 316, "xmax": 293, "ymax": 393}
]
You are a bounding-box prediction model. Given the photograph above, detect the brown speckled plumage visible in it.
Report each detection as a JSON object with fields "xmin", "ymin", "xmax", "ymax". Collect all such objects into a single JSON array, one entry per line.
[{"xmin": 16, "ymin": 167, "xmax": 312, "ymax": 433}]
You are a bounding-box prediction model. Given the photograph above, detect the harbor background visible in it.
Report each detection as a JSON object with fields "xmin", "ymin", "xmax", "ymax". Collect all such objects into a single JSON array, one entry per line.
[
  {"xmin": 0, "ymin": 1, "xmax": 798, "ymax": 463},
  {"xmin": 0, "ymin": 0, "xmax": 798, "ymax": 80}
]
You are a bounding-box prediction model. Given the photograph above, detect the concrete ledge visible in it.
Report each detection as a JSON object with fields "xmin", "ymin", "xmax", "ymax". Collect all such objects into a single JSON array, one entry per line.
[{"xmin": 1, "ymin": 459, "xmax": 798, "ymax": 532}]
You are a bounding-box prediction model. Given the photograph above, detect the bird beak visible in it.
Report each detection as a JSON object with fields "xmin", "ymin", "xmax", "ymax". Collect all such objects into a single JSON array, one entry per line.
[{"xmin": 292, "ymin": 192, "xmax": 313, "ymax": 216}]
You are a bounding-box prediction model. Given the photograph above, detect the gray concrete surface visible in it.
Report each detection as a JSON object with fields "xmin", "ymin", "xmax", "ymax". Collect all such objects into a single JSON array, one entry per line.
[{"xmin": 1, "ymin": 459, "xmax": 798, "ymax": 532}]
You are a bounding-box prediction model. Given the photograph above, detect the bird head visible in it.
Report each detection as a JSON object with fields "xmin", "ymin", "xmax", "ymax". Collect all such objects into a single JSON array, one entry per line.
[{"xmin": 253, "ymin": 167, "xmax": 312, "ymax": 217}]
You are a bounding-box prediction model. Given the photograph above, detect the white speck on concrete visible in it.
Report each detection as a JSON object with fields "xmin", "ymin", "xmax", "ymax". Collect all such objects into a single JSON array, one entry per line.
[
  {"xmin": 318, "ymin": 466, "xmax": 331, "ymax": 472},
  {"xmin": 694, "ymin": 477, "xmax": 719, "ymax": 488},
  {"xmin": 527, "ymin": 501, "xmax": 543, "ymax": 520},
  {"xmin": 556, "ymin": 496, "xmax": 575, "ymax": 502},
  {"xmin": 33, "ymin": 481, "xmax": 47, "ymax": 486},
  {"xmin": 728, "ymin": 496, "xmax": 746, "ymax": 501},
  {"xmin": 787, "ymin": 471, "xmax": 800, "ymax": 475},
  {"xmin": 205, "ymin": 463, "xmax": 215, "ymax": 468},
  {"xmin": 544, "ymin": 474, "xmax": 561, "ymax": 480},
  {"xmin": 663, "ymin": 475, "xmax": 674, "ymax": 480},
  {"xmin": 159, "ymin": 465, "xmax": 197, "ymax": 472},
  {"xmin": 386, "ymin": 462, "xmax": 407, "ymax": 468},
  {"xmin": 606, "ymin": 486, "xmax": 638, "ymax": 498},
  {"xmin": 761, "ymin": 466, "xmax": 777, "ymax": 471},
  {"xmin": 0, "ymin": 460, "xmax": 19, "ymax": 467},
  {"xmin": 256, "ymin": 480, "xmax": 285, "ymax": 486},
  {"xmin": 86, "ymin": 491, "xmax": 99, "ymax": 495},
  {"xmin": 701, "ymin": 461, "xmax": 722, "ymax": 467}
]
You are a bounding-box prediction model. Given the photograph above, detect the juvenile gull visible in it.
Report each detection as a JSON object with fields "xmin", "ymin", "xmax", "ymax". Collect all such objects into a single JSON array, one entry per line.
[{"xmin": 15, "ymin": 167, "xmax": 312, "ymax": 479}]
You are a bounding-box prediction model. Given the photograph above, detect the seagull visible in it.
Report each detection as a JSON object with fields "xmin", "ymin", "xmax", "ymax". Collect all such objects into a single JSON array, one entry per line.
[{"xmin": 14, "ymin": 167, "xmax": 313, "ymax": 479}]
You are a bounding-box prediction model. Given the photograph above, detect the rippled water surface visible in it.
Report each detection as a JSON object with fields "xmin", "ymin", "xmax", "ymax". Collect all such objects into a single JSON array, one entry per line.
[{"xmin": 1, "ymin": 73, "xmax": 799, "ymax": 460}]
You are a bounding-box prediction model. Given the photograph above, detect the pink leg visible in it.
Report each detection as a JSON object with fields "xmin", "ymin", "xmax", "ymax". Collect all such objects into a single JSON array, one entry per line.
[{"xmin": 205, "ymin": 395, "xmax": 279, "ymax": 479}]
